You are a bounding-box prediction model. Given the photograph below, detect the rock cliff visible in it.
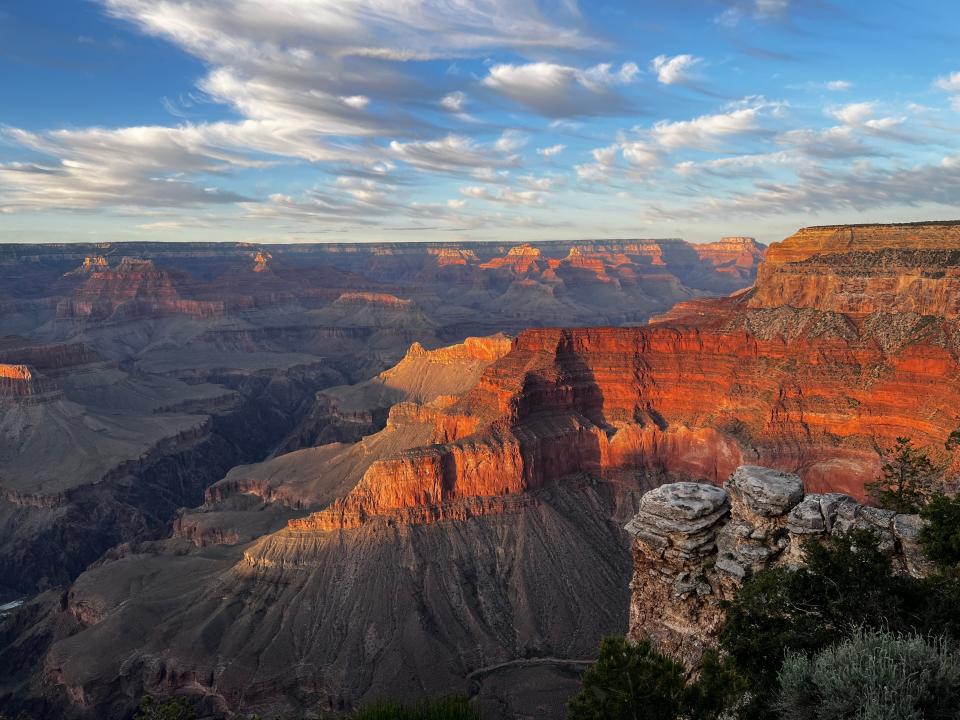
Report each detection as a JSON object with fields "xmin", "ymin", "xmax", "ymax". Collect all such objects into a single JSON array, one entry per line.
[
  {"xmin": 625, "ymin": 466, "xmax": 930, "ymax": 668},
  {"xmin": 57, "ymin": 257, "xmax": 225, "ymax": 321},
  {"xmin": 749, "ymin": 222, "xmax": 960, "ymax": 317},
  {"xmin": 294, "ymin": 302, "xmax": 960, "ymax": 533},
  {"xmin": 0, "ymin": 365, "xmax": 61, "ymax": 402}
]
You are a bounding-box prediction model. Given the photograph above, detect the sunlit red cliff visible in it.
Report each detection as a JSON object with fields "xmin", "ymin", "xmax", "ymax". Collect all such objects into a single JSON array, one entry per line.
[{"xmin": 293, "ymin": 223, "xmax": 960, "ymax": 532}]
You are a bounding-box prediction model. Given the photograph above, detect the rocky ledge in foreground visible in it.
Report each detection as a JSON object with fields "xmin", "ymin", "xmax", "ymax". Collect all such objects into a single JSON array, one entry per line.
[{"xmin": 625, "ymin": 465, "xmax": 931, "ymax": 669}]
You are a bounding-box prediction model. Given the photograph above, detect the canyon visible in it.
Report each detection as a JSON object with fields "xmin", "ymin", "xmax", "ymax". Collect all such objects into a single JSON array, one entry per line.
[
  {"xmin": 2, "ymin": 223, "xmax": 960, "ymax": 719},
  {"xmin": 0, "ymin": 237, "xmax": 759, "ymax": 605}
]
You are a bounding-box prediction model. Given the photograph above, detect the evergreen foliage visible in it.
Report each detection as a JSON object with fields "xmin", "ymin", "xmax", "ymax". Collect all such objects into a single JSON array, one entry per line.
[
  {"xmin": 865, "ymin": 437, "xmax": 939, "ymax": 512},
  {"xmin": 351, "ymin": 695, "xmax": 480, "ymax": 720},
  {"xmin": 567, "ymin": 636, "xmax": 687, "ymax": 720},
  {"xmin": 133, "ymin": 696, "xmax": 197, "ymax": 720},
  {"xmin": 920, "ymin": 494, "xmax": 960, "ymax": 569}
]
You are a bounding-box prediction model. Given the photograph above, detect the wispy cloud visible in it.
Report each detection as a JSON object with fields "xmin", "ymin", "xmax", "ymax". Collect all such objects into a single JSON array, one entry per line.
[
  {"xmin": 648, "ymin": 101, "xmax": 778, "ymax": 150},
  {"xmin": 483, "ymin": 61, "xmax": 639, "ymax": 117},
  {"xmin": 389, "ymin": 133, "xmax": 520, "ymax": 175},
  {"xmin": 537, "ymin": 144, "xmax": 566, "ymax": 158}
]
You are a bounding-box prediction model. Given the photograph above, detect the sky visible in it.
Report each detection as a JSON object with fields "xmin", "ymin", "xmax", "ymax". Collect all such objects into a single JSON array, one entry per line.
[{"xmin": 1, "ymin": 1, "xmax": 959, "ymax": 245}]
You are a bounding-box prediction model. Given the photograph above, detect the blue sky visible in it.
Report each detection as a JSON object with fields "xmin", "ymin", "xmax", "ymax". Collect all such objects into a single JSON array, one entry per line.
[{"xmin": 1, "ymin": 0, "xmax": 959, "ymax": 245}]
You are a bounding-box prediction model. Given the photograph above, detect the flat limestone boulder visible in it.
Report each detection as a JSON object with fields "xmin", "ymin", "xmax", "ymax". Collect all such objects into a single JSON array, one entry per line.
[
  {"xmin": 626, "ymin": 482, "xmax": 729, "ymax": 538},
  {"xmin": 641, "ymin": 482, "xmax": 729, "ymax": 520},
  {"xmin": 727, "ymin": 466, "xmax": 804, "ymax": 517}
]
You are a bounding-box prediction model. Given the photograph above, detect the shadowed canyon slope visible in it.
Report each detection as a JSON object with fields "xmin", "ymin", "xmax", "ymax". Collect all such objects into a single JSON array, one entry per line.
[
  {"xmin": 7, "ymin": 224, "xmax": 960, "ymax": 719},
  {"xmin": 0, "ymin": 238, "xmax": 759, "ymax": 605}
]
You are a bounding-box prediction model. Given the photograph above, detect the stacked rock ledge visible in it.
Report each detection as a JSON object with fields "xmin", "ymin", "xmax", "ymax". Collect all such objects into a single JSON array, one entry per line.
[{"xmin": 625, "ymin": 465, "xmax": 932, "ymax": 669}]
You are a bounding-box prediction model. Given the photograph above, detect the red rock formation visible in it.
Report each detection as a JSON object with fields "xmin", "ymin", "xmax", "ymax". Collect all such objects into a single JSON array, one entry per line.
[
  {"xmin": 292, "ymin": 223, "xmax": 960, "ymax": 532},
  {"xmin": 57, "ymin": 257, "xmax": 224, "ymax": 320},
  {"xmin": 398, "ymin": 335, "xmax": 512, "ymax": 365},
  {"xmin": 0, "ymin": 337, "xmax": 101, "ymax": 366},
  {"xmin": 251, "ymin": 250, "xmax": 272, "ymax": 273},
  {"xmin": 480, "ymin": 244, "xmax": 551, "ymax": 275},
  {"xmin": 0, "ymin": 364, "xmax": 61, "ymax": 402},
  {"xmin": 333, "ymin": 291, "xmax": 413, "ymax": 308},
  {"xmin": 749, "ymin": 222, "xmax": 960, "ymax": 316},
  {"xmin": 694, "ymin": 237, "xmax": 766, "ymax": 280},
  {"xmin": 64, "ymin": 256, "xmax": 110, "ymax": 276},
  {"xmin": 429, "ymin": 248, "xmax": 479, "ymax": 266}
]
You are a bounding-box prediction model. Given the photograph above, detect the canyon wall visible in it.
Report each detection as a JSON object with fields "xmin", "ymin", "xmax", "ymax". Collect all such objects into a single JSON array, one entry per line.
[
  {"xmin": 625, "ymin": 466, "xmax": 929, "ymax": 668},
  {"xmin": 317, "ymin": 223, "xmax": 959, "ymax": 528},
  {"xmin": 294, "ymin": 305, "xmax": 960, "ymax": 532},
  {"xmin": 749, "ymin": 222, "xmax": 960, "ymax": 317}
]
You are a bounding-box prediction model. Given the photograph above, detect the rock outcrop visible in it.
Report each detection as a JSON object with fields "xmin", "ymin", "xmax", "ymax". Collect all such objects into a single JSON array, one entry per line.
[
  {"xmin": 57, "ymin": 257, "xmax": 225, "ymax": 320},
  {"xmin": 332, "ymin": 292, "xmax": 413, "ymax": 308},
  {"xmin": 625, "ymin": 466, "xmax": 931, "ymax": 668},
  {"xmin": 0, "ymin": 365, "xmax": 61, "ymax": 402},
  {"xmin": 749, "ymin": 222, "xmax": 960, "ymax": 317}
]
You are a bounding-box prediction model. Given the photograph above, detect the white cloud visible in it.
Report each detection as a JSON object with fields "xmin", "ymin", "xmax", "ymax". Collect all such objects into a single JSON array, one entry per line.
[
  {"xmin": 516, "ymin": 174, "xmax": 557, "ymax": 191},
  {"xmin": 935, "ymin": 72, "xmax": 960, "ymax": 93},
  {"xmin": 754, "ymin": 0, "xmax": 788, "ymax": 17},
  {"xmin": 674, "ymin": 151, "xmax": 796, "ymax": 178},
  {"xmin": 102, "ymin": 0, "xmax": 596, "ymax": 64},
  {"xmin": 620, "ymin": 141, "xmax": 658, "ymax": 168},
  {"xmin": 830, "ymin": 101, "xmax": 876, "ymax": 126},
  {"xmin": 574, "ymin": 140, "xmax": 659, "ymax": 182},
  {"xmin": 537, "ymin": 144, "xmax": 566, "ymax": 158},
  {"xmin": 459, "ymin": 185, "xmax": 543, "ymax": 205},
  {"xmin": 651, "ymin": 54, "xmax": 702, "ymax": 85},
  {"xmin": 778, "ymin": 126, "xmax": 870, "ymax": 159},
  {"xmin": 935, "ymin": 72, "xmax": 960, "ymax": 112},
  {"xmin": 340, "ymin": 95, "xmax": 370, "ymax": 109},
  {"xmin": 3, "ymin": 0, "xmax": 599, "ymax": 213},
  {"xmin": 715, "ymin": 0, "xmax": 789, "ymax": 26},
  {"xmin": 650, "ymin": 105, "xmax": 769, "ymax": 150},
  {"xmin": 0, "ymin": 124, "xmax": 274, "ymax": 211},
  {"xmin": 441, "ymin": 91, "xmax": 467, "ymax": 113},
  {"xmin": 826, "ymin": 80, "xmax": 852, "ymax": 91},
  {"xmin": 823, "ymin": 102, "xmax": 913, "ymax": 144},
  {"xmin": 659, "ymin": 154, "xmax": 960, "ymax": 219},
  {"xmin": 494, "ymin": 130, "xmax": 528, "ymax": 153},
  {"xmin": 575, "ymin": 144, "xmax": 620, "ymax": 182},
  {"xmin": 483, "ymin": 61, "xmax": 639, "ymax": 117}
]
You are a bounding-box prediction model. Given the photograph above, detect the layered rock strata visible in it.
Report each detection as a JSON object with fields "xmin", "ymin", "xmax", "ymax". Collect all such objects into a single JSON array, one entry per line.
[
  {"xmin": 626, "ymin": 466, "xmax": 930, "ymax": 668},
  {"xmin": 749, "ymin": 222, "xmax": 960, "ymax": 317},
  {"xmin": 293, "ymin": 293, "xmax": 960, "ymax": 533}
]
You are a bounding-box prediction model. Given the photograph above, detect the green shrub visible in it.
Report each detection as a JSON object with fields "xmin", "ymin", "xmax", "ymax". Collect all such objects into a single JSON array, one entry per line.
[
  {"xmin": 683, "ymin": 649, "xmax": 749, "ymax": 720},
  {"xmin": 134, "ymin": 696, "xmax": 197, "ymax": 720},
  {"xmin": 567, "ymin": 636, "xmax": 687, "ymax": 720},
  {"xmin": 920, "ymin": 494, "xmax": 960, "ymax": 569},
  {"xmin": 566, "ymin": 639, "xmax": 746, "ymax": 720},
  {"xmin": 719, "ymin": 530, "xmax": 916, "ymax": 692},
  {"xmin": 352, "ymin": 695, "xmax": 479, "ymax": 720},
  {"xmin": 776, "ymin": 628, "xmax": 960, "ymax": 720}
]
